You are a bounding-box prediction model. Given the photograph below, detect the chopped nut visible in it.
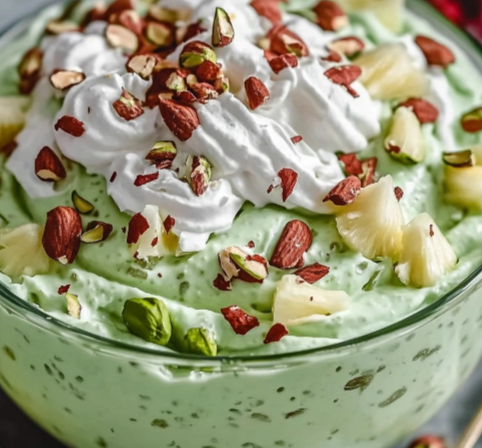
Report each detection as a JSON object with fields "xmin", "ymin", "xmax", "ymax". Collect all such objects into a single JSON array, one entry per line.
[
  {"xmin": 54, "ymin": 115, "xmax": 86, "ymax": 137},
  {"xmin": 72, "ymin": 190, "xmax": 94, "ymax": 214},
  {"xmin": 221, "ymin": 305, "xmax": 260, "ymax": 335},
  {"xmin": 66, "ymin": 293, "xmax": 82, "ymax": 319},
  {"xmin": 264, "ymin": 50, "xmax": 299, "ymax": 74},
  {"xmin": 81, "ymin": 221, "xmax": 113, "ymax": 244},
  {"xmin": 186, "ymin": 155, "xmax": 212, "ymax": 196},
  {"xmin": 250, "ymin": 0, "xmax": 282, "ymax": 24},
  {"xmin": 278, "ymin": 168, "xmax": 298, "ymax": 202},
  {"xmin": 145, "ymin": 141, "xmax": 177, "ymax": 169},
  {"xmin": 50, "ymin": 70, "xmax": 86, "ymax": 91},
  {"xmin": 397, "ymin": 98, "xmax": 439, "ymax": 124},
  {"xmin": 269, "ymin": 24, "xmax": 309, "ymax": 57},
  {"xmin": 35, "ymin": 146, "xmax": 66, "ymax": 182},
  {"xmin": 270, "ymin": 220, "xmax": 313, "ymax": 269},
  {"xmin": 113, "ymin": 89, "xmax": 144, "ymax": 121},
  {"xmin": 159, "ymin": 99, "xmax": 200, "ymax": 142},
  {"xmin": 328, "ymin": 36, "xmax": 365, "ymax": 58},
  {"xmin": 264, "ymin": 323, "xmax": 288, "ymax": 344},
  {"xmin": 105, "ymin": 23, "xmax": 139, "ymax": 54},
  {"xmin": 442, "ymin": 150, "xmax": 475, "ymax": 168},
  {"xmin": 18, "ymin": 48, "xmax": 43, "ymax": 94},
  {"xmin": 145, "ymin": 21, "xmax": 174, "ymax": 48},
  {"xmin": 313, "ymin": 1, "xmax": 349, "ymax": 31},
  {"xmin": 180, "ymin": 41, "xmax": 217, "ymax": 69},
  {"xmin": 323, "ymin": 176, "xmax": 361, "ymax": 206},
  {"xmin": 461, "ymin": 107, "xmax": 482, "ymax": 133},
  {"xmin": 324, "ymin": 65, "xmax": 362, "ymax": 98},
  {"xmin": 245, "ymin": 76, "xmax": 270, "ymax": 110},
  {"xmin": 212, "ymin": 7, "xmax": 235, "ymax": 48},
  {"xmin": 196, "ymin": 61, "xmax": 222, "ymax": 82},
  {"xmin": 415, "ymin": 36, "xmax": 455, "ymax": 68},
  {"xmin": 126, "ymin": 54, "xmax": 157, "ymax": 79},
  {"xmin": 46, "ymin": 20, "xmax": 79, "ymax": 35},
  {"xmin": 294, "ymin": 263, "xmax": 330, "ymax": 284},
  {"xmin": 134, "ymin": 172, "xmax": 160, "ymax": 187}
]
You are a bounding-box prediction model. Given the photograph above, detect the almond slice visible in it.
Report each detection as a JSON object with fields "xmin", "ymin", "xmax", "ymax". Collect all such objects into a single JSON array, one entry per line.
[
  {"xmin": 328, "ymin": 36, "xmax": 365, "ymax": 58},
  {"xmin": 35, "ymin": 146, "xmax": 67, "ymax": 182}
]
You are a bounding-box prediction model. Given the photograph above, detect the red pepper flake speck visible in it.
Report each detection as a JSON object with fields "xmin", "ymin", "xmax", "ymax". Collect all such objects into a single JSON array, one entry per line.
[
  {"xmin": 294, "ymin": 263, "xmax": 330, "ymax": 284},
  {"xmin": 394, "ymin": 186, "xmax": 404, "ymax": 201},
  {"xmin": 247, "ymin": 241, "xmax": 255, "ymax": 248},
  {"xmin": 54, "ymin": 115, "xmax": 86, "ymax": 137},
  {"xmin": 110, "ymin": 172, "xmax": 118, "ymax": 183},
  {"xmin": 121, "ymin": 226, "xmax": 126, "ymax": 233},
  {"xmin": 151, "ymin": 237, "xmax": 159, "ymax": 247},
  {"xmin": 213, "ymin": 274, "xmax": 232, "ymax": 291},
  {"xmin": 127, "ymin": 213, "xmax": 150, "ymax": 244},
  {"xmin": 58, "ymin": 284, "xmax": 71, "ymax": 295},
  {"xmin": 221, "ymin": 305, "xmax": 260, "ymax": 334},
  {"xmin": 157, "ymin": 273, "xmax": 163, "ymax": 278},
  {"xmin": 264, "ymin": 323, "xmax": 289, "ymax": 344},
  {"xmin": 134, "ymin": 172, "xmax": 159, "ymax": 187},
  {"xmin": 430, "ymin": 224, "xmax": 434, "ymax": 237},
  {"xmin": 291, "ymin": 135, "xmax": 303, "ymax": 144},
  {"xmin": 278, "ymin": 168, "xmax": 298, "ymax": 202}
]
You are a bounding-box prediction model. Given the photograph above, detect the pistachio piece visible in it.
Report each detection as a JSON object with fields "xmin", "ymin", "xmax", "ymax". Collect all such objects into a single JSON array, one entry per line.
[
  {"xmin": 385, "ymin": 107, "xmax": 425, "ymax": 164},
  {"xmin": 66, "ymin": 293, "xmax": 82, "ymax": 319},
  {"xmin": 145, "ymin": 141, "xmax": 177, "ymax": 169},
  {"xmin": 461, "ymin": 107, "xmax": 482, "ymax": 133},
  {"xmin": 145, "ymin": 21, "xmax": 174, "ymax": 48},
  {"xmin": 180, "ymin": 41, "xmax": 217, "ymax": 69},
  {"xmin": 186, "ymin": 155, "xmax": 212, "ymax": 196},
  {"xmin": 122, "ymin": 298, "xmax": 172, "ymax": 346},
  {"xmin": 229, "ymin": 251, "xmax": 269, "ymax": 284},
  {"xmin": 35, "ymin": 146, "xmax": 67, "ymax": 182},
  {"xmin": 50, "ymin": 70, "xmax": 86, "ymax": 91},
  {"xmin": 443, "ymin": 150, "xmax": 475, "ymax": 168},
  {"xmin": 213, "ymin": 75, "xmax": 230, "ymax": 94},
  {"xmin": 113, "ymin": 89, "xmax": 144, "ymax": 121},
  {"xmin": 18, "ymin": 48, "xmax": 43, "ymax": 94},
  {"xmin": 183, "ymin": 328, "xmax": 218, "ymax": 356},
  {"xmin": 81, "ymin": 221, "xmax": 113, "ymax": 244},
  {"xmin": 165, "ymin": 71, "xmax": 187, "ymax": 92},
  {"xmin": 148, "ymin": 5, "xmax": 191, "ymax": 23},
  {"xmin": 105, "ymin": 23, "xmax": 139, "ymax": 54},
  {"xmin": 212, "ymin": 7, "xmax": 235, "ymax": 48},
  {"xmin": 126, "ymin": 54, "xmax": 157, "ymax": 79},
  {"xmin": 72, "ymin": 190, "xmax": 94, "ymax": 214}
]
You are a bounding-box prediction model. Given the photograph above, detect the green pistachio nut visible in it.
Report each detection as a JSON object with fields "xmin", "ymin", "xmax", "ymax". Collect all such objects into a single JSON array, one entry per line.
[
  {"xmin": 145, "ymin": 141, "xmax": 177, "ymax": 164},
  {"xmin": 442, "ymin": 149, "xmax": 475, "ymax": 168},
  {"xmin": 229, "ymin": 251, "xmax": 268, "ymax": 281},
  {"xmin": 122, "ymin": 298, "xmax": 172, "ymax": 346},
  {"xmin": 212, "ymin": 7, "xmax": 235, "ymax": 48},
  {"xmin": 186, "ymin": 155, "xmax": 212, "ymax": 196},
  {"xmin": 183, "ymin": 328, "xmax": 217, "ymax": 356},
  {"xmin": 180, "ymin": 41, "xmax": 217, "ymax": 69}
]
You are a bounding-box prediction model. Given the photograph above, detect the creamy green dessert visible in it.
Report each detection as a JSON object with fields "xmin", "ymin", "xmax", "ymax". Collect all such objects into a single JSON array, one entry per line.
[{"xmin": 1, "ymin": 0, "xmax": 482, "ymax": 358}]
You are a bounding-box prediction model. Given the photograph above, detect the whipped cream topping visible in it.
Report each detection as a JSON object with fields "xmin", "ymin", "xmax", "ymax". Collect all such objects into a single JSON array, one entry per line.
[{"xmin": 8, "ymin": 0, "xmax": 384, "ymax": 252}]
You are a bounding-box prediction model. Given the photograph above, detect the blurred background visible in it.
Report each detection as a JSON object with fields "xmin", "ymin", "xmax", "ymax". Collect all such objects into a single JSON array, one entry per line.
[{"xmin": 1, "ymin": 0, "xmax": 482, "ymax": 447}]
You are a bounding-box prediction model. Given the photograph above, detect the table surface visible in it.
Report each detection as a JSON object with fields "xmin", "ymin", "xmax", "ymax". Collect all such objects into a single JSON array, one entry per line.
[{"xmin": 2, "ymin": 1, "xmax": 482, "ymax": 447}]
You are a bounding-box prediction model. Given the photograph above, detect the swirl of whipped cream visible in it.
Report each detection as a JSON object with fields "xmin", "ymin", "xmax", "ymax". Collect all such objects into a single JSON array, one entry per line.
[
  {"xmin": 41, "ymin": 23, "xmax": 127, "ymax": 78},
  {"xmin": 54, "ymin": 73, "xmax": 161, "ymax": 171}
]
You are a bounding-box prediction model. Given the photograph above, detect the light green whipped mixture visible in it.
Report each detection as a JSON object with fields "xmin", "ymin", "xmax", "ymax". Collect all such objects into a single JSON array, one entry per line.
[{"xmin": 1, "ymin": 1, "xmax": 482, "ymax": 356}]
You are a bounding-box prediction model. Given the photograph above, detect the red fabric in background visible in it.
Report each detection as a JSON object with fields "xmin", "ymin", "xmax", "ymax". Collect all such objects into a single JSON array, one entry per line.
[{"xmin": 427, "ymin": 0, "xmax": 482, "ymax": 40}]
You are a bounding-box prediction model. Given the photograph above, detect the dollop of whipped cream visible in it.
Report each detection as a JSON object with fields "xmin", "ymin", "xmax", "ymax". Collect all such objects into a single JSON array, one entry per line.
[{"xmin": 8, "ymin": 0, "xmax": 382, "ymax": 252}]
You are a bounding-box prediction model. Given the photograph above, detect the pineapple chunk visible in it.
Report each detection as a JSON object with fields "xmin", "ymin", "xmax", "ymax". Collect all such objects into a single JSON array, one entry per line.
[
  {"xmin": 354, "ymin": 44, "xmax": 428, "ymax": 101},
  {"xmin": 335, "ymin": 175, "xmax": 405, "ymax": 260},
  {"xmin": 273, "ymin": 275, "xmax": 349, "ymax": 326},
  {"xmin": 444, "ymin": 147, "xmax": 482, "ymax": 210},
  {"xmin": 128, "ymin": 205, "xmax": 179, "ymax": 259},
  {"xmin": 395, "ymin": 213, "xmax": 457, "ymax": 288},
  {"xmin": 0, "ymin": 96, "xmax": 31, "ymax": 149},
  {"xmin": 336, "ymin": 0, "xmax": 404, "ymax": 32},
  {"xmin": 385, "ymin": 107, "xmax": 425, "ymax": 164},
  {"xmin": 0, "ymin": 224, "xmax": 50, "ymax": 278}
]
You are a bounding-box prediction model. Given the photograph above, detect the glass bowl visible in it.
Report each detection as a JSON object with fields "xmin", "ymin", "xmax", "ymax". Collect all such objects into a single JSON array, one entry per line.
[{"xmin": 1, "ymin": 1, "xmax": 482, "ymax": 448}]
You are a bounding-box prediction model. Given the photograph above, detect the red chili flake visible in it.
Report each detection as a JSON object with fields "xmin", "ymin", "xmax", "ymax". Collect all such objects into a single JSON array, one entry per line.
[
  {"xmin": 291, "ymin": 136, "xmax": 303, "ymax": 144},
  {"xmin": 157, "ymin": 273, "xmax": 163, "ymax": 278},
  {"xmin": 394, "ymin": 186, "xmax": 404, "ymax": 201},
  {"xmin": 127, "ymin": 213, "xmax": 150, "ymax": 244},
  {"xmin": 430, "ymin": 224, "xmax": 434, "ymax": 237},
  {"xmin": 151, "ymin": 237, "xmax": 159, "ymax": 247},
  {"xmin": 338, "ymin": 153, "xmax": 363, "ymax": 176},
  {"xmin": 213, "ymin": 274, "xmax": 232, "ymax": 291},
  {"xmin": 264, "ymin": 323, "xmax": 289, "ymax": 344},
  {"xmin": 264, "ymin": 50, "xmax": 299, "ymax": 74},
  {"xmin": 267, "ymin": 184, "xmax": 275, "ymax": 194},
  {"xmin": 324, "ymin": 65, "xmax": 362, "ymax": 98},
  {"xmin": 134, "ymin": 172, "xmax": 159, "ymax": 187},
  {"xmin": 247, "ymin": 241, "xmax": 256, "ymax": 248},
  {"xmin": 310, "ymin": 296, "xmax": 314, "ymax": 301},
  {"xmin": 221, "ymin": 305, "xmax": 260, "ymax": 335},
  {"xmin": 387, "ymin": 143, "xmax": 401, "ymax": 154},
  {"xmin": 294, "ymin": 263, "xmax": 330, "ymax": 284},
  {"xmin": 110, "ymin": 171, "xmax": 118, "ymax": 183},
  {"xmin": 133, "ymin": 251, "xmax": 139, "ymax": 259},
  {"xmin": 121, "ymin": 226, "xmax": 127, "ymax": 233},
  {"xmin": 278, "ymin": 168, "xmax": 298, "ymax": 202},
  {"xmin": 321, "ymin": 50, "xmax": 342, "ymax": 63},
  {"xmin": 58, "ymin": 284, "xmax": 71, "ymax": 295},
  {"xmin": 54, "ymin": 116, "xmax": 86, "ymax": 137},
  {"xmin": 163, "ymin": 215, "xmax": 175, "ymax": 234}
]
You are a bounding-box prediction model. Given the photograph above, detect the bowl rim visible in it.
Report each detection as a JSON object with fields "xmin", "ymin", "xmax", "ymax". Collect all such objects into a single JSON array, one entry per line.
[{"xmin": 1, "ymin": 0, "xmax": 482, "ymax": 365}]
